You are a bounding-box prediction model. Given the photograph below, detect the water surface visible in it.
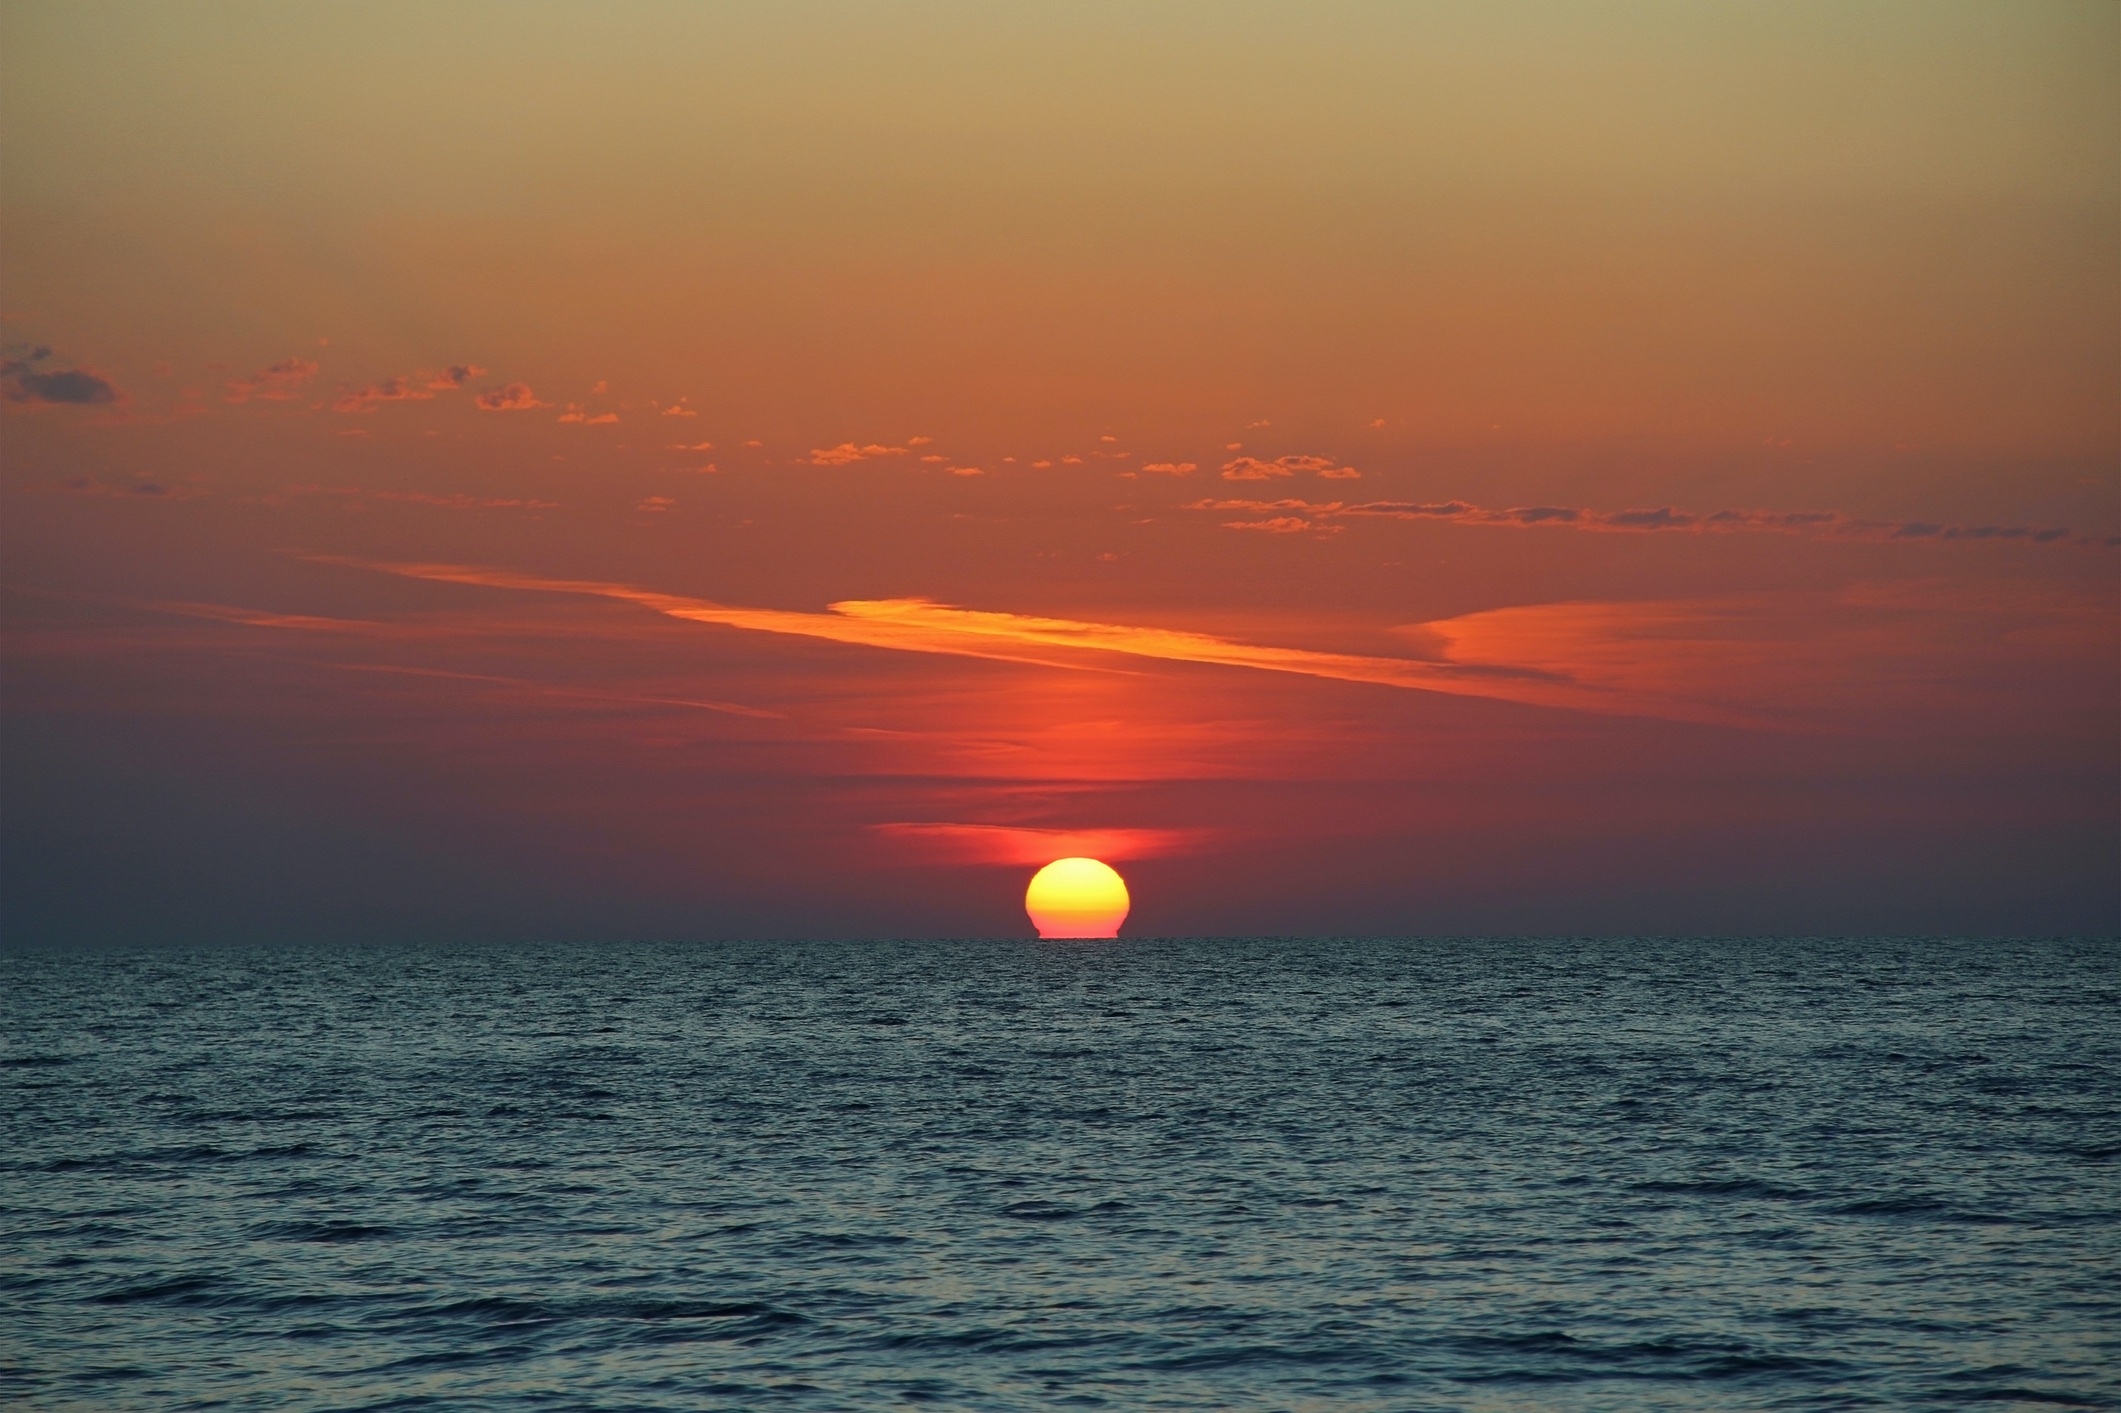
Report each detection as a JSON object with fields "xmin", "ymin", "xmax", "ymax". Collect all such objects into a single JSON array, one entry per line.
[{"xmin": 3, "ymin": 937, "xmax": 2116, "ymax": 1410}]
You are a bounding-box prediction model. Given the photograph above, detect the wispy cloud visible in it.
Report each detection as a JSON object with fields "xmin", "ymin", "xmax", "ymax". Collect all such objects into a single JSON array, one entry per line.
[
  {"xmin": 264, "ymin": 484, "xmax": 557, "ymax": 511},
  {"xmin": 474, "ymin": 382, "xmax": 545, "ymax": 412},
  {"xmin": 1187, "ymin": 496, "xmax": 2109, "ymax": 547},
  {"xmin": 225, "ymin": 357, "xmax": 319, "ymax": 403},
  {"xmin": 871, "ymin": 822, "xmax": 1223, "ymax": 865},
  {"xmin": 1221, "ymin": 454, "xmax": 1358, "ymax": 481},
  {"xmin": 333, "ymin": 377, "xmax": 427, "ymax": 413},
  {"xmin": 332, "ymin": 365, "xmax": 487, "ymax": 413},
  {"xmin": 322, "ymin": 558, "xmax": 1768, "ymax": 724},
  {"xmin": 808, "ymin": 442, "xmax": 911, "ymax": 466},
  {"xmin": 1225, "ymin": 516, "xmax": 1340, "ymax": 534},
  {"xmin": 51, "ymin": 474, "xmax": 201, "ymax": 499},
  {"xmin": 147, "ymin": 600, "xmax": 781, "ymax": 718}
]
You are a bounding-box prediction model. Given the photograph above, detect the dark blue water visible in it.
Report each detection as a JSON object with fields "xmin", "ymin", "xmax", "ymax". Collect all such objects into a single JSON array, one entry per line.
[{"xmin": 3, "ymin": 938, "xmax": 2116, "ymax": 1411}]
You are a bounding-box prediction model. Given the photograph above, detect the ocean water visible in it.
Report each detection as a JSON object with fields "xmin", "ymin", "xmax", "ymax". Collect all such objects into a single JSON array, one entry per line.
[{"xmin": 2, "ymin": 937, "xmax": 2116, "ymax": 1412}]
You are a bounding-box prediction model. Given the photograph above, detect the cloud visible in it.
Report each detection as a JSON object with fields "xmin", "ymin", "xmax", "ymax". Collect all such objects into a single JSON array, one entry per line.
[
  {"xmin": 4, "ymin": 349, "xmax": 121, "ymax": 405},
  {"xmin": 949, "ymin": 466, "xmax": 984, "ymax": 477},
  {"xmin": 474, "ymin": 382, "xmax": 545, "ymax": 412},
  {"xmin": 268, "ymin": 483, "xmax": 557, "ymax": 510},
  {"xmin": 151, "ymin": 599, "xmax": 783, "ymax": 717},
  {"xmin": 1142, "ymin": 462, "xmax": 1197, "ymax": 476},
  {"xmin": 53, "ymin": 474, "xmax": 202, "ymax": 499},
  {"xmin": 1179, "ymin": 494, "xmax": 1340, "ymax": 528},
  {"xmin": 808, "ymin": 442, "xmax": 910, "ymax": 466},
  {"xmin": 557, "ymin": 406, "xmax": 618, "ymax": 424},
  {"xmin": 1219, "ymin": 457, "xmax": 1292, "ymax": 481},
  {"xmin": 333, "ymin": 365, "xmax": 487, "ymax": 412},
  {"xmin": 871, "ymin": 822, "xmax": 1224, "ymax": 866},
  {"xmin": 333, "ymin": 376, "xmax": 429, "ymax": 413},
  {"xmin": 1225, "ymin": 516, "xmax": 1341, "ymax": 534},
  {"xmin": 224, "ymin": 357, "xmax": 319, "ymax": 403},
  {"xmin": 327, "ymin": 557, "xmax": 1770, "ymax": 724},
  {"xmin": 662, "ymin": 400, "xmax": 697, "ymax": 417},
  {"xmin": 1185, "ymin": 497, "xmax": 1343, "ymax": 515},
  {"xmin": 1221, "ymin": 454, "xmax": 1358, "ymax": 481},
  {"xmin": 1401, "ymin": 585, "xmax": 2115, "ymax": 731},
  {"xmin": 908, "ymin": 435, "xmax": 934, "ymax": 446},
  {"xmin": 1327, "ymin": 499, "xmax": 2099, "ymax": 546},
  {"xmin": 636, "ymin": 496, "xmax": 677, "ymax": 513}
]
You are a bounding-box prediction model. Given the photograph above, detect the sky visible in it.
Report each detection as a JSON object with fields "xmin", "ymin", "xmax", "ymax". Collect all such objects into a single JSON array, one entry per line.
[{"xmin": 2, "ymin": 0, "xmax": 2115, "ymax": 942}]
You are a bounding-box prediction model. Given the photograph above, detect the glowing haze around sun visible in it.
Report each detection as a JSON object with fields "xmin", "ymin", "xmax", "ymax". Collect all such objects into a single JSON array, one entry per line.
[{"xmin": 1025, "ymin": 858, "xmax": 1130, "ymax": 939}]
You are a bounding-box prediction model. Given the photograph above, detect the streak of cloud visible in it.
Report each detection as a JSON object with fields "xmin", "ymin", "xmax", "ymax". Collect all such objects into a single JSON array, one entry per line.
[
  {"xmin": 871, "ymin": 822, "xmax": 1225, "ymax": 865},
  {"xmin": 319, "ymin": 558, "xmax": 1767, "ymax": 725},
  {"xmin": 808, "ymin": 442, "xmax": 911, "ymax": 465},
  {"xmin": 474, "ymin": 382, "xmax": 545, "ymax": 411},
  {"xmin": 1188, "ymin": 497, "xmax": 2106, "ymax": 547},
  {"xmin": 1220, "ymin": 453, "xmax": 1358, "ymax": 481},
  {"xmin": 148, "ymin": 600, "xmax": 781, "ymax": 718},
  {"xmin": 225, "ymin": 357, "xmax": 319, "ymax": 403}
]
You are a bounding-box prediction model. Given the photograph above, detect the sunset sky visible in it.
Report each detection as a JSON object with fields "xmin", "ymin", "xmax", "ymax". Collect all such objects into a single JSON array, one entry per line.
[{"xmin": 3, "ymin": 1, "xmax": 2115, "ymax": 941}]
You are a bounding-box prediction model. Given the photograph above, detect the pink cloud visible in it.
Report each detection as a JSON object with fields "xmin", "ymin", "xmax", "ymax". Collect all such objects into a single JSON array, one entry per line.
[
  {"xmin": 333, "ymin": 365, "xmax": 487, "ymax": 412},
  {"xmin": 267, "ymin": 483, "xmax": 559, "ymax": 510},
  {"xmin": 474, "ymin": 382, "xmax": 545, "ymax": 412},
  {"xmin": 224, "ymin": 357, "xmax": 319, "ymax": 403},
  {"xmin": 871, "ymin": 822, "xmax": 1224, "ymax": 866},
  {"xmin": 1221, "ymin": 453, "xmax": 1358, "ymax": 481},
  {"xmin": 1186, "ymin": 494, "xmax": 2105, "ymax": 547},
  {"xmin": 1224, "ymin": 516, "xmax": 1342, "ymax": 534},
  {"xmin": 1188, "ymin": 497, "xmax": 1343, "ymax": 514},
  {"xmin": 1142, "ymin": 462, "xmax": 1197, "ymax": 476},
  {"xmin": 808, "ymin": 442, "xmax": 911, "ymax": 466},
  {"xmin": 332, "ymin": 377, "xmax": 429, "ymax": 413}
]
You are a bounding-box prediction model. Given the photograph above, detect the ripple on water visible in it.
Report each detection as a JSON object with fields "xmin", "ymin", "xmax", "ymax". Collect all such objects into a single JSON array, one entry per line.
[{"xmin": 2, "ymin": 936, "xmax": 2116, "ymax": 1412}]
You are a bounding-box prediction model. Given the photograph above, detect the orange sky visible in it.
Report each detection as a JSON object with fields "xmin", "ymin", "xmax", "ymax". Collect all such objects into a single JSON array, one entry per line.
[{"xmin": 3, "ymin": 2, "xmax": 2115, "ymax": 939}]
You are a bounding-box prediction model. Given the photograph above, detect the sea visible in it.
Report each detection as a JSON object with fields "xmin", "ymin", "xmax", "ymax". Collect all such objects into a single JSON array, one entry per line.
[{"xmin": 2, "ymin": 937, "xmax": 2116, "ymax": 1411}]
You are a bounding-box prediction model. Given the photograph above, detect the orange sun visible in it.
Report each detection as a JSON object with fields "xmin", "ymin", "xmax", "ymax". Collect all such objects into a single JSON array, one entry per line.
[{"xmin": 1025, "ymin": 857, "xmax": 1130, "ymax": 938}]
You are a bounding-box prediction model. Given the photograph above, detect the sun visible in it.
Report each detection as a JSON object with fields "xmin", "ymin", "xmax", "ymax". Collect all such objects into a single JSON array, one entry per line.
[{"xmin": 1025, "ymin": 857, "xmax": 1130, "ymax": 939}]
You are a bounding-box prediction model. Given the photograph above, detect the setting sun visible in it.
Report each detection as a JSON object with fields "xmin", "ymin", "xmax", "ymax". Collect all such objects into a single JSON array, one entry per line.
[{"xmin": 1025, "ymin": 858, "xmax": 1130, "ymax": 939}]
